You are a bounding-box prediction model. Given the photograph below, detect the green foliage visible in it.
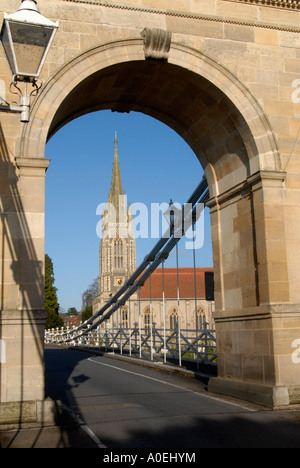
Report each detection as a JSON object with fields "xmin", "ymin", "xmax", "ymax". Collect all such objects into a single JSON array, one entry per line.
[
  {"xmin": 81, "ymin": 305, "xmax": 93, "ymax": 324},
  {"xmin": 81, "ymin": 278, "xmax": 98, "ymax": 325},
  {"xmin": 45, "ymin": 254, "xmax": 63, "ymax": 329},
  {"xmin": 67, "ymin": 307, "xmax": 79, "ymax": 316}
]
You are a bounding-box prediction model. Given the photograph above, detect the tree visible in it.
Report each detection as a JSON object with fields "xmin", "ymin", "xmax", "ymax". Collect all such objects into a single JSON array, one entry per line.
[
  {"xmin": 81, "ymin": 305, "xmax": 93, "ymax": 323},
  {"xmin": 81, "ymin": 278, "xmax": 98, "ymax": 324},
  {"xmin": 81, "ymin": 277, "xmax": 98, "ymax": 310},
  {"xmin": 67, "ymin": 307, "xmax": 79, "ymax": 316},
  {"xmin": 45, "ymin": 254, "xmax": 63, "ymax": 329}
]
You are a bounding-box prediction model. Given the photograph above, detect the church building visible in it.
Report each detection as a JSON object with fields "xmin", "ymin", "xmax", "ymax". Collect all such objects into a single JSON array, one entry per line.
[
  {"xmin": 95, "ymin": 133, "xmax": 136, "ymax": 302},
  {"xmin": 92, "ymin": 135, "xmax": 215, "ymax": 332}
]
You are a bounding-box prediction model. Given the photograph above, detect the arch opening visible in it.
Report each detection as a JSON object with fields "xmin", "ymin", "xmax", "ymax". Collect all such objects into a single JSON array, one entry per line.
[
  {"xmin": 37, "ymin": 46, "xmax": 281, "ymax": 337},
  {"xmin": 46, "ymin": 59, "xmax": 259, "ymax": 198}
]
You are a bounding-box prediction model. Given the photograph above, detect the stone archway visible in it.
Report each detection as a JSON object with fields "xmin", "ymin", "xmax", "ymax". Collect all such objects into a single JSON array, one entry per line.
[
  {"xmin": 5, "ymin": 37, "xmax": 298, "ymax": 411},
  {"xmin": 21, "ymin": 38, "xmax": 282, "ymax": 180}
]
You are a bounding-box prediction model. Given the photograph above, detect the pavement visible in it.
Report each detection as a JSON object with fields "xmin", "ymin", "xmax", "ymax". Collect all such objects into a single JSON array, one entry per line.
[
  {"xmin": 0, "ymin": 400, "xmax": 101, "ymax": 448},
  {"xmin": 2, "ymin": 395, "xmax": 300, "ymax": 450}
]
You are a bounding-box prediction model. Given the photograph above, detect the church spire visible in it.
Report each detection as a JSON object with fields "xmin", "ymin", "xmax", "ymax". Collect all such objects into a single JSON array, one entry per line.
[
  {"xmin": 108, "ymin": 131, "xmax": 124, "ymax": 211},
  {"xmin": 97, "ymin": 133, "xmax": 137, "ymax": 298}
]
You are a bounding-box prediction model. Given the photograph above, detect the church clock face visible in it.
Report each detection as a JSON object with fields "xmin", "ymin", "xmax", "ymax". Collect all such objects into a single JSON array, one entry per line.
[{"xmin": 114, "ymin": 276, "xmax": 125, "ymax": 287}]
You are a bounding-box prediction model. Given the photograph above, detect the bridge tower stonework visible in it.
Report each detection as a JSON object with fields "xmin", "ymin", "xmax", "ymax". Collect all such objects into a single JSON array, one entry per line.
[{"xmin": 0, "ymin": 0, "xmax": 300, "ymax": 422}]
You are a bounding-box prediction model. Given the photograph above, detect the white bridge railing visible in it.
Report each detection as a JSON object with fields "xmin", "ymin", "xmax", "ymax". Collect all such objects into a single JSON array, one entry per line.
[{"xmin": 45, "ymin": 321, "xmax": 217, "ymax": 368}]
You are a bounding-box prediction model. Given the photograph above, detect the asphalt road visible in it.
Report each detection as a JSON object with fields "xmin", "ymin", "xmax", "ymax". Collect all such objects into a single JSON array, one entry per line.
[{"xmin": 44, "ymin": 346, "xmax": 300, "ymax": 449}]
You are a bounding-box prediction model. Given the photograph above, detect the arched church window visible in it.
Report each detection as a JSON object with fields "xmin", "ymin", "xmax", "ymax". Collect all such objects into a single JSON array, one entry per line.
[
  {"xmin": 144, "ymin": 307, "xmax": 151, "ymax": 330},
  {"xmin": 121, "ymin": 306, "xmax": 128, "ymax": 328},
  {"xmin": 195, "ymin": 307, "xmax": 207, "ymax": 331},
  {"xmin": 114, "ymin": 238, "xmax": 123, "ymax": 269},
  {"xmin": 169, "ymin": 308, "xmax": 178, "ymax": 330}
]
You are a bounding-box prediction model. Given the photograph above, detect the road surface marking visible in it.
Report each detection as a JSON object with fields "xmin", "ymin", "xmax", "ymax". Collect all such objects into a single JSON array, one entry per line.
[
  {"xmin": 87, "ymin": 357, "xmax": 256, "ymax": 412},
  {"xmin": 57, "ymin": 400, "xmax": 106, "ymax": 448}
]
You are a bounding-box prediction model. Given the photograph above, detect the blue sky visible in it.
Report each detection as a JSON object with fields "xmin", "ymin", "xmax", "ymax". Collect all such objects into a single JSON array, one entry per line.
[{"xmin": 45, "ymin": 110, "xmax": 213, "ymax": 312}]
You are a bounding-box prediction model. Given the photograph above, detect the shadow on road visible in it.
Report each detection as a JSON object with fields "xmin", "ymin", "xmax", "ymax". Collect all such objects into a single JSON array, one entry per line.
[{"xmin": 42, "ymin": 346, "xmax": 300, "ymax": 449}]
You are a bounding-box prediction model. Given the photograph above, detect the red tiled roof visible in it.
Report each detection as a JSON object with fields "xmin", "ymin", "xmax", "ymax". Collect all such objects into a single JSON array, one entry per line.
[
  {"xmin": 140, "ymin": 267, "xmax": 213, "ymax": 299},
  {"xmin": 63, "ymin": 316, "xmax": 82, "ymax": 327}
]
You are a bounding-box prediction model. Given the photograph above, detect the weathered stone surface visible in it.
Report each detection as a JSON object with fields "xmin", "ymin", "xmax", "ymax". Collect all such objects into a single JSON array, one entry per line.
[{"xmin": 141, "ymin": 27, "xmax": 172, "ymax": 60}]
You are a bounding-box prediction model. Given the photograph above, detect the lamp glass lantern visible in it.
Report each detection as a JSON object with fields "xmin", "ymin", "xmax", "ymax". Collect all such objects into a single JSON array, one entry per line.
[{"xmin": 0, "ymin": 0, "xmax": 58, "ymax": 83}]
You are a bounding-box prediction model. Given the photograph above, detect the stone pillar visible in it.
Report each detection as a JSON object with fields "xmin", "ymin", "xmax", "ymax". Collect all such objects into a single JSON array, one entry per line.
[
  {"xmin": 207, "ymin": 170, "xmax": 300, "ymax": 407},
  {"xmin": 0, "ymin": 156, "xmax": 53, "ymax": 423}
]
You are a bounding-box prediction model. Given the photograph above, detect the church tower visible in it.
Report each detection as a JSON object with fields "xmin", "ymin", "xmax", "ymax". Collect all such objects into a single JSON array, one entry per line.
[{"xmin": 96, "ymin": 133, "xmax": 136, "ymax": 305}]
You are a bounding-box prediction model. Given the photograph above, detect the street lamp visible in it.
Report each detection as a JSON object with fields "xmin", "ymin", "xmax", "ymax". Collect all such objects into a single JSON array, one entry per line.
[{"xmin": 0, "ymin": 0, "xmax": 58, "ymax": 122}]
